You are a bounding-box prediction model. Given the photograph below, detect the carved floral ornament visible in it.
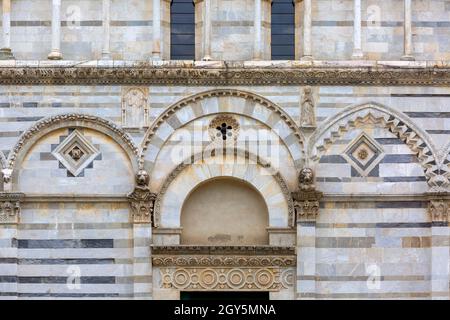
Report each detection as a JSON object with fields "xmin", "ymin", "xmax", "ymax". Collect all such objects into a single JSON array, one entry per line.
[
  {"xmin": 153, "ymin": 246, "xmax": 295, "ymax": 291},
  {"xmin": 208, "ymin": 115, "xmax": 240, "ymax": 143}
]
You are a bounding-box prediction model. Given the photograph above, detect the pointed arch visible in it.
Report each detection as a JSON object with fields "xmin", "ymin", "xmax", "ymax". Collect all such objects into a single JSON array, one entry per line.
[
  {"xmin": 7, "ymin": 113, "xmax": 140, "ymax": 173},
  {"xmin": 309, "ymin": 102, "xmax": 439, "ymax": 186},
  {"xmin": 139, "ymin": 89, "xmax": 306, "ymax": 170}
]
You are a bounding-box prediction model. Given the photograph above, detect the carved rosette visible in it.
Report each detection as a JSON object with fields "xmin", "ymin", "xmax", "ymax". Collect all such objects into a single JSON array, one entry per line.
[
  {"xmin": 127, "ymin": 170, "xmax": 157, "ymax": 225},
  {"xmin": 0, "ymin": 193, "xmax": 24, "ymax": 224},
  {"xmin": 428, "ymin": 199, "xmax": 449, "ymax": 223},
  {"xmin": 292, "ymin": 168, "xmax": 323, "ymax": 222}
]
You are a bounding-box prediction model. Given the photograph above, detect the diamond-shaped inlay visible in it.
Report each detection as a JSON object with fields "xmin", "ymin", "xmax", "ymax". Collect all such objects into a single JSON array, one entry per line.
[
  {"xmin": 342, "ymin": 132, "xmax": 384, "ymax": 177},
  {"xmin": 52, "ymin": 130, "xmax": 100, "ymax": 177}
]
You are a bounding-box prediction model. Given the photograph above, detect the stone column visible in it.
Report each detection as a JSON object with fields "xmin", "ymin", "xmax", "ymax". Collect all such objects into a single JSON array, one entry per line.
[
  {"xmin": 351, "ymin": 0, "xmax": 363, "ymax": 59},
  {"xmin": 292, "ymin": 168, "xmax": 322, "ymax": 299},
  {"xmin": 0, "ymin": 0, "xmax": 14, "ymax": 60},
  {"xmin": 428, "ymin": 199, "xmax": 450, "ymax": 299},
  {"xmin": 253, "ymin": 0, "xmax": 262, "ymax": 60},
  {"xmin": 127, "ymin": 170, "xmax": 156, "ymax": 298},
  {"xmin": 0, "ymin": 193, "xmax": 24, "ymax": 299},
  {"xmin": 152, "ymin": 0, "xmax": 161, "ymax": 60},
  {"xmin": 401, "ymin": 0, "xmax": 414, "ymax": 61},
  {"xmin": 202, "ymin": 0, "xmax": 212, "ymax": 60},
  {"xmin": 301, "ymin": 0, "xmax": 312, "ymax": 60},
  {"xmin": 101, "ymin": 0, "xmax": 111, "ymax": 59},
  {"xmin": 48, "ymin": 0, "xmax": 63, "ymax": 60}
]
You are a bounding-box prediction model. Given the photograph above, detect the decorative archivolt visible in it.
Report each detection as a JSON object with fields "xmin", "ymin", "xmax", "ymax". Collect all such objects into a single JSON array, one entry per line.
[
  {"xmin": 309, "ymin": 103, "xmax": 442, "ymax": 189},
  {"xmin": 6, "ymin": 113, "xmax": 140, "ymax": 173},
  {"xmin": 139, "ymin": 89, "xmax": 305, "ymax": 168},
  {"xmin": 153, "ymin": 150, "xmax": 295, "ymax": 228}
]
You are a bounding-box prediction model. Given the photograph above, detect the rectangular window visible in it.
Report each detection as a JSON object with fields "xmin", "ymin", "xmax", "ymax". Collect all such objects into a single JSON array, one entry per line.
[
  {"xmin": 171, "ymin": 0, "xmax": 195, "ymax": 60},
  {"xmin": 271, "ymin": 0, "xmax": 295, "ymax": 60}
]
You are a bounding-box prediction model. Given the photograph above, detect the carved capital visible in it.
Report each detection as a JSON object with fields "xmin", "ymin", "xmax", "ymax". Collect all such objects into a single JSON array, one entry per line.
[
  {"xmin": 0, "ymin": 193, "xmax": 24, "ymax": 224},
  {"xmin": 428, "ymin": 199, "xmax": 449, "ymax": 223},
  {"xmin": 127, "ymin": 170, "xmax": 156, "ymax": 224},
  {"xmin": 292, "ymin": 189, "xmax": 323, "ymax": 222}
]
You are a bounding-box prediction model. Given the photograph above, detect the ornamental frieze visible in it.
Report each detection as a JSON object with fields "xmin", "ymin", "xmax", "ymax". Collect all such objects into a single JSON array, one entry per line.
[
  {"xmin": 1, "ymin": 63, "xmax": 450, "ymax": 86},
  {"xmin": 152, "ymin": 255, "xmax": 296, "ymax": 267},
  {"xmin": 159, "ymin": 267, "xmax": 295, "ymax": 291}
]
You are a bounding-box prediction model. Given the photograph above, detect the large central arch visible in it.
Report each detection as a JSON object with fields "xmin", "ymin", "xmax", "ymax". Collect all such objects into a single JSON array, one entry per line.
[{"xmin": 140, "ymin": 89, "xmax": 306, "ymax": 172}]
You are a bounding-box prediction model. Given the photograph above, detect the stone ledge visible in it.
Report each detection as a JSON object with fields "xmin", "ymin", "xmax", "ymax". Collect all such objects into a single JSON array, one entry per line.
[{"xmin": 0, "ymin": 60, "xmax": 449, "ymax": 85}]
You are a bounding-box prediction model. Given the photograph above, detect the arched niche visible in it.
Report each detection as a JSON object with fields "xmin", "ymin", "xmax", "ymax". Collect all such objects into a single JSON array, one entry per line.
[{"xmin": 180, "ymin": 177, "xmax": 270, "ymax": 245}]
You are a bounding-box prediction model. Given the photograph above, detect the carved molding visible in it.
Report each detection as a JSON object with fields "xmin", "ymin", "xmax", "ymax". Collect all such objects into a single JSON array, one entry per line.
[
  {"xmin": 152, "ymin": 245, "xmax": 295, "ymax": 256},
  {"xmin": 1, "ymin": 64, "xmax": 450, "ymax": 86},
  {"xmin": 7, "ymin": 113, "xmax": 139, "ymax": 172},
  {"xmin": 152, "ymin": 255, "xmax": 296, "ymax": 267},
  {"xmin": 310, "ymin": 103, "xmax": 440, "ymax": 189},
  {"xmin": 428, "ymin": 200, "xmax": 449, "ymax": 223},
  {"xmin": 153, "ymin": 150, "xmax": 295, "ymax": 228},
  {"xmin": 0, "ymin": 193, "xmax": 24, "ymax": 224},
  {"xmin": 139, "ymin": 89, "xmax": 305, "ymax": 168},
  {"xmin": 159, "ymin": 267, "xmax": 295, "ymax": 291}
]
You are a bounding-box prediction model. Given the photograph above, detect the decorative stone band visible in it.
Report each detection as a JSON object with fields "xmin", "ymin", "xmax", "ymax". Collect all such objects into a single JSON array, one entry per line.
[
  {"xmin": 292, "ymin": 189, "xmax": 323, "ymax": 222},
  {"xmin": 1, "ymin": 61, "xmax": 450, "ymax": 86},
  {"xmin": 428, "ymin": 199, "xmax": 450, "ymax": 224},
  {"xmin": 0, "ymin": 192, "xmax": 24, "ymax": 224},
  {"xmin": 151, "ymin": 245, "xmax": 296, "ymax": 256},
  {"xmin": 152, "ymin": 255, "xmax": 296, "ymax": 267},
  {"xmin": 159, "ymin": 267, "xmax": 295, "ymax": 291}
]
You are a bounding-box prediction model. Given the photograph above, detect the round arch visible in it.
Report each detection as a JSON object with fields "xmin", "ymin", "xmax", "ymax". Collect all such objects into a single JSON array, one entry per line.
[
  {"xmin": 180, "ymin": 176, "xmax": 270, "ymax": 245},
  {"xmin": 140, "ymin": 89, "xmax": 306, "ymax": 170},
  {"xmin": 309, "ymin": 102, "xmax": 439, "ymax": 186},
  {"xmin": 7, "ymin": 113, "xmax": 140, "ymax": 183},
  {"xmin": 154, "ymin": 153, "xmax": 295, "ymax": 229}
]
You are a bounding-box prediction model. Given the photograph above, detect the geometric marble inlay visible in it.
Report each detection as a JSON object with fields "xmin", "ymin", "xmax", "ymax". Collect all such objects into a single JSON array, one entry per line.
[
  {"xmin": 342, "ymin": 132, "xmax": 384, "ymax": 177},
  {"xmin": 52, "ymin": 130, "xmax": 100, "ymax": 177}
]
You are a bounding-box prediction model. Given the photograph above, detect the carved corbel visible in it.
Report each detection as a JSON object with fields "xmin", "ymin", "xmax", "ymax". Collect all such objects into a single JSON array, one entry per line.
[
  {"xmin": 428, "ymin": 199, "xmax": 449, "ymax": 224},
  {"xmin": 127, "ymin": 170, "xmax": 157, "ymax": 225},
  {"xmin": 0, "ymin": 192, "xmax": 24, "ymax": 224},
  {"xmin": 292, "ymin": 168, "xmax": 323, "ymax": 222}
]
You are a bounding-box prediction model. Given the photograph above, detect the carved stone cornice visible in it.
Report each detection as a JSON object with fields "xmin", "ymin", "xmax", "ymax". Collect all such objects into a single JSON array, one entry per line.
[
  {"xmin": 151, "ymin": 245, "xmax": 295, "ymax": 256},
  {"xmin": 1, "ymin": 61, "xmax": 450, "ymax": 86},
  {"xmin": 152, "ymin": 255, "xmax": 296, "ymax": 267},
  {"xmin": 0, "ymin": 192, "xmax": 24, "ymax": 224}
]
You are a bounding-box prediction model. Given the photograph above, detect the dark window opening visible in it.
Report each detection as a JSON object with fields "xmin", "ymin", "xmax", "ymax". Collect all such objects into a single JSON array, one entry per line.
[
  {"xmin": 271, "ymin": 0, "xmax": 295, "ymax": 60},
  {"xmin": 171, "ymin": 0, "xmax": 195, "ymax": 60}
]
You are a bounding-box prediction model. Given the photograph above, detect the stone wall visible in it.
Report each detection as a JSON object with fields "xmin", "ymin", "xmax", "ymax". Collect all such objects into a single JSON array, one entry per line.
[{"xmin": 1, "ymin": 0, "xmax": 450, "ymax": 61}]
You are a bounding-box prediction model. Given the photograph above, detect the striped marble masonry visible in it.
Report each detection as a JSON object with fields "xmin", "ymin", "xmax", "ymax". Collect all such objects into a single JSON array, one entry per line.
[
  {"xmin": 315, "ymin": 201, "xmax": 430, "ymax": 299},
  {"xmin": 10, "ymin": 202, "xmax": 135, "ymax": 299}
]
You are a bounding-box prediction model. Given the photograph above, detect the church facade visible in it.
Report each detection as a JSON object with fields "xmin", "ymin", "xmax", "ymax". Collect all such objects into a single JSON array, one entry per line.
[{"xmin": 0, "ymin": 0, "xmax": 449, "ymax": 299}]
